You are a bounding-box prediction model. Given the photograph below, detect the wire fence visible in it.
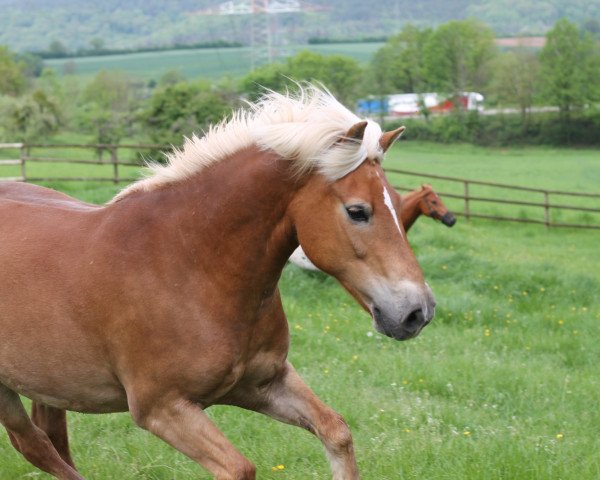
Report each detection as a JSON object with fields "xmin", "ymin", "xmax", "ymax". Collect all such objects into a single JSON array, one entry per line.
[{"xmin": 1, "ymin": 143, "xmax": 599, "ymax": 230}]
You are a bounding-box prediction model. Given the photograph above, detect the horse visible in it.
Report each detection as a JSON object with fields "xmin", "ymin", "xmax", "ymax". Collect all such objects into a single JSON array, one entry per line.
[
  {"xmin": 0, "ymin": 86, "xmax": 435, "ymax": 480},
  {"xmin": 401, "ymin": 184, "xmax": 456, "ymax": 231},
  {"xmin": 289, "ymin": 183, "xmax": 456, "ymax": 271}
]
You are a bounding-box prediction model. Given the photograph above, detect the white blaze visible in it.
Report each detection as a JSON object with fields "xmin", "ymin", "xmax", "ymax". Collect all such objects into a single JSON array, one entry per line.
[{"xmin": 377, "ymin": 171, "xmax": 403, "ymax": 238}]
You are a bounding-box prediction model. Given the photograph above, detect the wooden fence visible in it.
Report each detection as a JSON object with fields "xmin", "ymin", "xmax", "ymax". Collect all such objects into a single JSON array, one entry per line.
[
  {"xmin": 0, "ymin": 142, "xmax": 158, "ymax": 184},
  {"xmin": 386, "ymin": 168, "xmax": 600, "ymax": 230},
  {"xmin": 1, "ymin": 143, "xmax": 599, "ymax": 230}
]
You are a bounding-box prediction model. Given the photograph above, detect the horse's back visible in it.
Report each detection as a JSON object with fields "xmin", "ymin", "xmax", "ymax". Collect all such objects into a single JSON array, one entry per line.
[{"xmin": 0, "ymin": 181, "xmax": 101, "ymax": 211}]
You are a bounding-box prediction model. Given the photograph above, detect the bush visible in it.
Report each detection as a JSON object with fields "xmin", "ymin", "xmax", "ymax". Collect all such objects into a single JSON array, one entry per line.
[
  {"xmin": 140, "ymin": 80, "xmax": 236, "ymax": 159},
  {"xmin": 385, "ymin": 110, "xmax": 600, "ymax": 147}
]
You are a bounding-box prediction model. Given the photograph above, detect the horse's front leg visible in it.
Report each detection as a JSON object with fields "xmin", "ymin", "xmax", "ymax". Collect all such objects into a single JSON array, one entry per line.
[
  {"xmin": 248, "ymin": 361, "xmax": 359, "ymax": 480},
  {"xmin": 129, "ymin": 394, "xmax": 255, "ymax": 480}
]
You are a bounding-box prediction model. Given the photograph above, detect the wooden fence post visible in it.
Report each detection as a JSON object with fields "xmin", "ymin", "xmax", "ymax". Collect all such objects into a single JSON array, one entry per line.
[
  {"xmin": 111, "ymin": 146, "xmax": 119, "ymax": 184},
  {"xmin": 464, "ymin": 181, "xmax": 470, "ymax": 219},
  {"xmin": 544, "ymin": 191, "xmax": 550, "ymax": 227},
  {"xmin": 20, "ymin": 144, "xmax": 27, "ymax": 182}
]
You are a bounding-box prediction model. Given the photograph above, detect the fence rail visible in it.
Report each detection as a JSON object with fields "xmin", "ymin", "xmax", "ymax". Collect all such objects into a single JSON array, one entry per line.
[
  {"xmin": 0, "ymin": 142, "xmax": 152, "ymax": 184},
  {"xmin": 388, "ymin": 168, "xmax": 600, "ymax": 230},
  {"xmin": 1, "ymin": 143, "xmax": 599, "ymax": 230}
]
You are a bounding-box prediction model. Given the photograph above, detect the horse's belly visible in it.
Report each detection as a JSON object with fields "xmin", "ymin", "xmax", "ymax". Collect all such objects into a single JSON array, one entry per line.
[
  {"xmin": 0, "ymin": 304, "xmax": 128, "ymax": 413},
  {"xmin": 0, "ymin": 368, "xmax": 128, "ymax": 413}
]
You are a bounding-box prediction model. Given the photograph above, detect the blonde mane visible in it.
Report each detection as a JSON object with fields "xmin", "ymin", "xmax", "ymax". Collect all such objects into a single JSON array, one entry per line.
[{"xmin": 113, "ymin": 85, "xmax": 383, "ymax": 201}]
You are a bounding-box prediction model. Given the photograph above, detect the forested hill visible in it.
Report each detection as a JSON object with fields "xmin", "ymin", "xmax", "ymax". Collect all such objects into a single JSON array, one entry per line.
[{"xmin": 1, "ymin": 0, "xmax": 597, "ymax": 52}]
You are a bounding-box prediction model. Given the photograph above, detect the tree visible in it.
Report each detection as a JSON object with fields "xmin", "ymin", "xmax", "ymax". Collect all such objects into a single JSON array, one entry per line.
[
  {"xmin": 239, "ymin": 63, "xmax": 290, "ymax": 102},
  {"xmin": 14, "ymin": 52, "xmax": 44, "ymax": 78},
  {"xmin": 539, "ymin": 18, "xmax": 600, "ymax": 116},
  {"xmin": 158, "ymin": 70, "xmax": 186, "ymax": 87},
  {"xmin": 369, "ymin": 24, "xmax": 433, "ymax": 95},
  {"xmin": 142, "ymin": 81, "xmax": 234, "ymax": 147},
  {"xmin": 0, "ymin": 90, "xmax": 62, "ymax": 143},
  {"xmin": 0, "ymin": 46, "xmax": 26, "ymax": 96},
  {"xmin": 48, "ymin": 40, "xmax": 68, "ymax": 57},
  {"xmin": 422, "ymin": 19, "xmax": 497, "ymax": 96},
  {"xmin": 286, "ymin": 51, "xmax": 363, "ymax": 107},
  {"xmin": 89, "ymin": 38, "xmax": 105, "ymax": 53},
  {"xmin": 239, "ymin": 51, "xmax": 363, "ymax": 107},
  {"xmin": 76, "ymin": 71, "xmax": 139, "ymax": 148},
  {"xmin": 491, "ymin": 50, "xmax": 539, "ymax": 124}
]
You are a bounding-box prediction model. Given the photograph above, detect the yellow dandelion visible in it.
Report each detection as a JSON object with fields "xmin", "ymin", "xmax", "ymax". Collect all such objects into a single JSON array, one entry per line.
[
  {"xmin": 402, "ymin": 379, "xmax": 409, "ymax": 385},
  {"xmin": 442, "ymin": 265, "xmax": 448, "ymax": 270},
  {"xmin": 404, "ymin": 428, "xmax": 411, "ymax": 433},
  {"xmin": 463, "ymin": 431, "xmax": 471, "ymax": 436},
  {"xmin": 522, "ymin": 291, "xmax": 528, "ymax": 296},
  {"xmin": 484, "ymin": 329, "xmax": 491, "ymax": 337},
  {"xmin": 540, "ymin": 287, "xmax": 545, "ymax": 292},
  {"xmin": 558, "ymin": 319, "xmax": 564, "ymax": 325},
  {"xmin": 493, "ymin": 285, "xmax": 499, "ymax": 290},
  {"xmin": 352, "ymin": 355, "xmax": 358, "ymax": 361},
  {"xmin": 556, "ymin": 433, "xmax": 564, "ymax": 440},
  {"xmin": 272, "ymin": 464, "xmax": 285, "ymax": 471}
]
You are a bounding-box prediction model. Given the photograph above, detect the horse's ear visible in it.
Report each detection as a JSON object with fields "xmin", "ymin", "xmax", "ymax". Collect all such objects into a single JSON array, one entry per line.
[
  {"xmin": 380, "ymin": 126, "xmax": 406, "ymax": 153},
  {"xmin": 344, "ymin": 121, "xmax": 369, "ymax": 142}
]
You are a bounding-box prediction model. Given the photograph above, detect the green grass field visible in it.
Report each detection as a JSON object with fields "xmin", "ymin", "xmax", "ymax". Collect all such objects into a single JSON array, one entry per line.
[
  {"xmin": 43, "ymin": 42, "xmax": 384, "ymax": 81},
  {"xmin": 0, "ymin": 144, "xmax": 599, "ymax": 479}
]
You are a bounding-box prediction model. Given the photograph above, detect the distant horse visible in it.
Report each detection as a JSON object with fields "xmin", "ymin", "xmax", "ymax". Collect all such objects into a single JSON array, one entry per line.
[
  {"xmin": 289, "ymin": 183, "xmax": 456, "ymax": 271},
  {"xmin": 0, "ymin": 86, "xmax": 435, "ymax": 480},
  {"xmin": 401, "ymin": 184, "xmax": 456, "ymax": 230}
]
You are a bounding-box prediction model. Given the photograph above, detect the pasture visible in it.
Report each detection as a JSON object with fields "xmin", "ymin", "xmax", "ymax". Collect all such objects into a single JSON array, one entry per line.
[
  {"xmin": 0, "ymin": 144, "xmax": 599, "ymax": 478},
  {"xmin": 43, "ymin": 42, "xmax": 384, "ymax": 81}
]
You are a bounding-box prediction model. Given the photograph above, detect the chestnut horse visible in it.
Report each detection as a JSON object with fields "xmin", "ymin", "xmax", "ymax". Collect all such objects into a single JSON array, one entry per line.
[
  {"xmin": 401, "ymin": 184, "xmax": 456, "ymax": 231},
  {"xmin": 0, "ymin": 86, "xmax": 435, "ymax": 480},
  {"xmin": 289, "ymin": 184, "xmax": 456, "ymax": 271}
]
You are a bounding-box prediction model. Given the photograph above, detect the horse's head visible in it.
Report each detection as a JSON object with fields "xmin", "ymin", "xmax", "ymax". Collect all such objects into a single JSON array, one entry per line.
[
  {"xmin": 419, "ymin": 185, "xmax": 456, "ymax": 227},
  {"xmin": 289, "ymin": 121, "xmax": 435, "ymax": 341}
]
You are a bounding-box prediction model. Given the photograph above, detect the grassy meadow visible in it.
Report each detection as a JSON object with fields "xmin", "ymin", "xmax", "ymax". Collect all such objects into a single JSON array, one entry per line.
[
  {"xmin": 43, "ymin": 42, "xmax": 384, "ymax": 81},
  {"xmin": 0, "ymin": 143, "xmax": 599, "ymax": 479}
]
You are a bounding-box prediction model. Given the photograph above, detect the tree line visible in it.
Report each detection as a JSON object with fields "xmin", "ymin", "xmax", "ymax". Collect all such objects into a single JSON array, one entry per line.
[{"xmin": 0, "ymin": 18, "xmax": 598, "ymax": 148}]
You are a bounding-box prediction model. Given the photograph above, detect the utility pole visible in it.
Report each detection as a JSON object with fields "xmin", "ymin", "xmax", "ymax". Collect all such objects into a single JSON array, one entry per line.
[{"xmin": 195, "ymin": 0, "xmax": 307, "ymax": 69}]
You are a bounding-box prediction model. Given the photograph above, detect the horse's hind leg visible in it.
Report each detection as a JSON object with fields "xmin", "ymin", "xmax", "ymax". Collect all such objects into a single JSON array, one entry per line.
[
  {"xmin": 31, "ymin": 402, "xmax": 76, "ymax": 469},
  {"xmin": 0, "ymin": 384, "xmax": 83, "ymax": 480}
]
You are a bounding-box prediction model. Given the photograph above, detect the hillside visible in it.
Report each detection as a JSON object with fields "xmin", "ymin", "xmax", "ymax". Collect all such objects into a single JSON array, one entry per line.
[{"xmin": 0, "ymin": 0, "xmax": 597, "ymax": 53}]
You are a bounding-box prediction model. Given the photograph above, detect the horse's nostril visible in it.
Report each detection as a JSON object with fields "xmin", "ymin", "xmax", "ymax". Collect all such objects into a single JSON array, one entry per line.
[
  {"xmin": 404, "ymin": 308, "xmax": 425, "ymax": 332},
  {"xmin": 442, "ymin": 213, "xmax": 456, "ymax": 227}
]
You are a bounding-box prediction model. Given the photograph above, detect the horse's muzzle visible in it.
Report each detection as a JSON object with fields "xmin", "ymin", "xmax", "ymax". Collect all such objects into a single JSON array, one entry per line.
[
  {"xmin": 441, "ymin": 212, "xmax": 456, "ymax": 227},
  {"xmin": 373, "ymin": 305, "xmax": 434, "ymax": 341}
]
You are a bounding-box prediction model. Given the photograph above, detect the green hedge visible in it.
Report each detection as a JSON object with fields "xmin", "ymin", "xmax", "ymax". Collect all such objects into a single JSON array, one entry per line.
[{"xmin": 385, "ymin": 110, "xmax": 600, "ymax": 147}]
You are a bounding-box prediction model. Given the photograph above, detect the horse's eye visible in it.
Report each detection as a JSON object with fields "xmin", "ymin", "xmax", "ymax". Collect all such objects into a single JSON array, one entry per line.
[{"xmin": 345, "ymin": 205, "xmax": 371, "ymax": 223}]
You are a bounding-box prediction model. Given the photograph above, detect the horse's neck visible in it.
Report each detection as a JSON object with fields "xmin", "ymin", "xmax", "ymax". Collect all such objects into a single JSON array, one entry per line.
[
  {"xmin": 116, "ymin": 147, "xmax": 299, "ymax": 297},
  {"xmin": 400, "ymin": 191, "xmax": 424, "ymax": 232}
]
